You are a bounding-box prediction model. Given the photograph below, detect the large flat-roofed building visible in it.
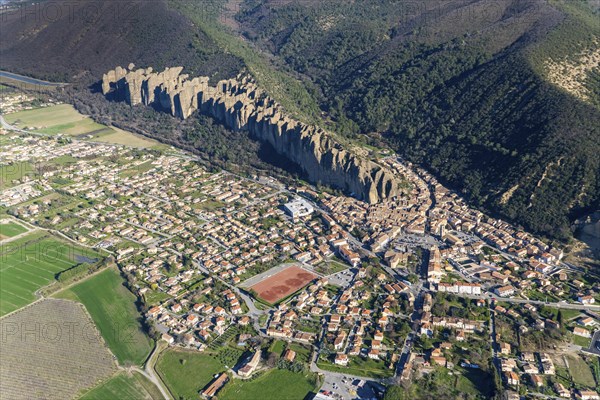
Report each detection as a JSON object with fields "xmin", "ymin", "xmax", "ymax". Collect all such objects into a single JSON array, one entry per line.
[{"xmin": 284, "ymin": 198, "xmax": 314, "ymax": 219}]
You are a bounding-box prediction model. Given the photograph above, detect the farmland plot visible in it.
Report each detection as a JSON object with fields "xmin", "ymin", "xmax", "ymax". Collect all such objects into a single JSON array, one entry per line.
[
  {"xmin": 54, "ymin": 268, "xmax": 153, "ymax": 366},
  {"xmin": 79, "ymin": 371, "xmax": 162, "ymax": 400},
  {"xmin": 4, "ymin": 104, "xmax": 112, "ymax": 136},
  {"xmin": 0, "ymin": 232, "xmax": 103, "ymax": 316},
  {"xmin": 0, "ymin": 220, "xmax": 28, "ymax": 239},
  {"xmin": 0, "ymin": 299, "xmax": 117, "ymax": 400}
]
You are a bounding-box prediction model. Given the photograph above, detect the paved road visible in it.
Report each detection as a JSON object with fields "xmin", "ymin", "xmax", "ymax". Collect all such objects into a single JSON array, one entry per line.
[
  {"xmin": 584, "ymin": 330, "xmax": 600, "ymax": 356},
  {"xmin": 0, "ymin": 71, "xmax": 66, "ymax": 87},
  {"xmin": 126, "ymin": 341, "xmax": 173, "ymax": 400},
  {"xmin": 489, "ymin": 304, "xmax": 503, "ymax": 379},
  {"xmin": 394, "ymin": 331, "xmax": 415, "ymax": 380},
  {"xmin": 465, "ymin": 293, "xmax": 600, "ymax": 311},
  {"xmin": 1, "ymin": 115, "xmax": 30, "ymax": 133}
]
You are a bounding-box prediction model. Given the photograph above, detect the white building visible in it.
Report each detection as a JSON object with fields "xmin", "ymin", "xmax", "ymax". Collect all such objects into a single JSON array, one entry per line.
[{"xmin": 284, "ymin": 198, "xmax": 314, "ymax": 219}]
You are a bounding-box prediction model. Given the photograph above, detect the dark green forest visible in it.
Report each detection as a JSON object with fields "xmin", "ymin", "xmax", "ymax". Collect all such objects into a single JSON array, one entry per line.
[{"xmin": 235, "ymin": 0, "xmax": 600, "ymax": 240}]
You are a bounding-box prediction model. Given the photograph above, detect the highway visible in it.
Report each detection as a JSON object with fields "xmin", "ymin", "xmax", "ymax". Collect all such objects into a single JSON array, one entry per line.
[{"xmin": 0, "ymin": 70, "xmax": 66, "ymax": 87}]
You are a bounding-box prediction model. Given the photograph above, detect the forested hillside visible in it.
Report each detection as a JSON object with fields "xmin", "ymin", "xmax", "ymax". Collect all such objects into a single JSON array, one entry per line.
[
  {"xmin": 236, "ymin": 0, "xmax": 600, "ymax": 240},
  {"xmin": 0, "ymin": 0, "xmax": 243, "ymax": 82}
]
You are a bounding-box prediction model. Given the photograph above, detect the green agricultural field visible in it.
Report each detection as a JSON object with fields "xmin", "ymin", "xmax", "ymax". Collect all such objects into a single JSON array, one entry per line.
[
  {"xmin": 0, "ymin": 221, "xmax": 28, "ymax": 239},
  {"xmin": 54, "ymin": 268, "xmax": 153, "ymax": 366},
  {"xmin": 219, "ymin": 369, "xmax": 320, "ymax": 400},
  {"xmin": 79, "ymin": 371, "xmax": 162, "ymax": 400},
  {"xmin": 155, "ymin": 349, "xmax": 225, "ymax": 400},
  {"xmin": 39, "ymin": 119, "xmax": 113, "ymax": 136},
  {"xmin": 5, "ymin": 104, "xmax": 167, "ymax": 149},
  {"xmin": 4, "ymin": 104, "xmax": 111, "ymax": 135},
  {"xmin": 0, "ymin": 231, "xmax": 102, "ymax": 316}
]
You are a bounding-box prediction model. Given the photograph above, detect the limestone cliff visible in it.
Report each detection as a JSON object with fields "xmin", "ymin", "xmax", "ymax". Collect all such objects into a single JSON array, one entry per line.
[{"xmin": 101, "ymin": 66, "xmax": 403, "ymax": 203}]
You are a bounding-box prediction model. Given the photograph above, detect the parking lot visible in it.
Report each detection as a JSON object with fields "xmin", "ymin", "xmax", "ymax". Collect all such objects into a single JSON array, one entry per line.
[
  {"xmin": 327, "ymin": 268, "xmax": 356, "ymax": 287},
  {"xmin": 319, "ymin": 374, "xmax": 381, "ymax": 400},
  {"xmin": 392, "ymin": 233, "xmax": 443, "ymax": 250}
]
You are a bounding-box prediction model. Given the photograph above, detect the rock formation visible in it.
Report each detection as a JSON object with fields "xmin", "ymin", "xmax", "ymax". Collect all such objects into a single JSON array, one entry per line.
[{"xmin": 101, "ymin": 66, "xmax": 403, "ymax": 203}]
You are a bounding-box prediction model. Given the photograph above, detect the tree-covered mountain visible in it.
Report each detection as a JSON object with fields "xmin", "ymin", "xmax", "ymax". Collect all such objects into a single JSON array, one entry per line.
[
  {"xmin": 1, "ymin": 0, "xmax": 598, "ymax": 241},
  {"xmin": 235, "ymin": 0, "xmax": 600, "ymax": 240},
  {"xmin": 0, "ymin": 0, "xmax": 243, "ymax": 82}
]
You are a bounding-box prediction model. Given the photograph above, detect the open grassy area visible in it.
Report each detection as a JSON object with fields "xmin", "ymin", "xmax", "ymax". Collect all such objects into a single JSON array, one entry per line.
[
  {"xmin": 4, "ymin": 104, "xmax": 111, "ymax": 136},
  {"xmin": 0, "ymin": 221, "xmax": 28, "ymax": 239},
  {"xmin": 566, "ymin": 354, "xmax": 596, "ymax": 388},
  {"xmin": 267, "ymin": 340, "xmax": 312, "ymax": 363},
  {"xmin": 79, "ymin": 371, "xmax": 162, "ymax": 400},
  {"xmin": 318, "ymin": 356, "xmax": 394, "ymax": 379},
  {"xmin": 193, "ymin": 199, "xmax": 225, "ymax": 211},
  {"xmin": 0, "ymin": 231, "xmax": 102, "ymax": 316},
  {"xmin": 561, "ymin": 309, "xmax": 583, "ymax": 320},
  {"xmin": 572, "ymin": 334, "xmax": 592, "ymax": 348},
  {"xmin": 142, "ymin": 289, "xmax": 171, "ymax": 306},
  {"xmin": 454, "ymin": 368, "xmax": 495, "ymax": 398},
  {"xmin": 269, "ymin": 339, "xmax": 286, "ymax": 355},
  {"xmin": 4, "ymin": 104, "xmax": 164, "ymax": 149},
  {"xmin": 155, "ymin": 349, "xmax": 225, "ymax": 400},
  {"xmin": 219, "ymin": 369, "xmax": 320, "ymax": 400},
  {"xmin": 287, "ymin": 343, "xmax": 312, "ymax": 364},
  {"xmin": 54, "ymin": 268, "xmax": 153, "ymax": 366},
  {"xmin": 93, "ymin": 127, "xmax": 167, "ymax": 149},
  {"xmin": 119, "ymin": 161, "xmax": 157, "ymax": 178},
  {"xmin": 315, "ymin": 260, "xmax": 349, "ymax": 276}
]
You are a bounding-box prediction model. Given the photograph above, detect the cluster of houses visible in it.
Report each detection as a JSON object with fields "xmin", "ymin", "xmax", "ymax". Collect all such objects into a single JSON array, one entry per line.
[
  {"xmin": 418, "ymin": 293, "xmax": 485, "ymax": 340},
  {"xmin": 0, "ymin": 93, "xmax": 58, "ymax": 115},
  {"xmin": 266, "ymin": 305, "xmax": 317, "ymax": 344},
  {"xmin": 4, "ymin": 101, "xmax": 600, "ymax": 400},
  {"xmin": 151, "ymin": 297, "xmax": 251, "ymax": 350},
  {"xmin": 0, "ymin": 182, "xmax": 43, "ymax": 207},
  {"xmin": 320, "ymin": 154, "xmax": 597, "ymax": 306},
  {"xmin": 498, "ymin": 351, "xmax": 597, "ymax": 399}
]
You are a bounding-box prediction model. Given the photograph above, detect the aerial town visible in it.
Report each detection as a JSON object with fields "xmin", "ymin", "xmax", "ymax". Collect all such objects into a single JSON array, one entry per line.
[{"xmin": 1, "ymin": 91, "xmax": 599, "ymax": 400}]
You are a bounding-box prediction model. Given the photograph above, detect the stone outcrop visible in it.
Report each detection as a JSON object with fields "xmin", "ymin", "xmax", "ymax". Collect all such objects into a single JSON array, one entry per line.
[{"xmin": 101, "ymin": 66, "xmax": 403, "ymax": 203}]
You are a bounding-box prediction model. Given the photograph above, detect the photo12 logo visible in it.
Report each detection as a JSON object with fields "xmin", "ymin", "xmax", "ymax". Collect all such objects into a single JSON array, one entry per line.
[
  {"xmin": 0, "ymin": 320, "xmax": 98, "ymax": 344},
  {"xmin": 0, "ymin": 239, "xmax": 99, "ymax": 265},
  {"xmin": 1, "ymin": 319, "xmax": 138, "ymax": 345}
]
